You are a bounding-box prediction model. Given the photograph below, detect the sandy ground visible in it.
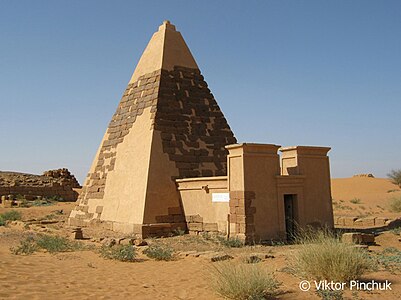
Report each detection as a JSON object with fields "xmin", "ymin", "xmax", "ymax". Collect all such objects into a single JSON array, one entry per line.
[
  {"xmin": 0, "ymin": 178, "xmax": 400, "ymax": 299},
  {"xmin": 331, "ymin": 177, "xmax": 401, "ymax": 218}
]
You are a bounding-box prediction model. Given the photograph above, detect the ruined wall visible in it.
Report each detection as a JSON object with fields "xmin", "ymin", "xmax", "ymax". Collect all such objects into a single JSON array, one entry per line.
[
  {"xmin": 155, "ymin": 66, "xmax": 236, "ymax": 178},
  {"xmin": 176, "ymin": 177, "xmax": 229, "ymax": 235},
  {"xmin": 0, "ymin": 169, "xmax": 79, "ymax": 201}
]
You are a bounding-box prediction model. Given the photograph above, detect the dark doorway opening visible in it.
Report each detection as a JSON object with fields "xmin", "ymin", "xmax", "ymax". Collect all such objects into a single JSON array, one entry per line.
[{"xmin": 284, "ymin": 194, "xmax": 297, "ymax": 241}]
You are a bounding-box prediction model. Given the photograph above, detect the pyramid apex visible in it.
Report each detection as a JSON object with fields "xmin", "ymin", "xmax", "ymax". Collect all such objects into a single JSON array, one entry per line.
[
  {"xmin": 130, "ymin": 21, "xmax": 198, "ymax": 83},
  {"xmin": 159, "ymin": 20, "xmax": 176, "ymax": 31}
]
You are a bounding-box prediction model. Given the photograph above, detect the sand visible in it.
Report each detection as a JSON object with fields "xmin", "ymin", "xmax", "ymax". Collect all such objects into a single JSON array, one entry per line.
[
  {"xmin": 331, "ymin": 177, "xmax": 401, "ymax": 218},
  {"xmin": 0, "ymin": 177, "xmax": 400, "ymax": 299}
]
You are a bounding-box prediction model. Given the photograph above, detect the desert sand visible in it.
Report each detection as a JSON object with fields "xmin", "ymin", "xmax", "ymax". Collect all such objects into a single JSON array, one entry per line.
[
  {"xmin": 0, "ymin": 177, "xmax": 400, "ymax": 300},
  {"xmin": 332, "ymin": 177, "xmax": 401, "ymax": 218}
]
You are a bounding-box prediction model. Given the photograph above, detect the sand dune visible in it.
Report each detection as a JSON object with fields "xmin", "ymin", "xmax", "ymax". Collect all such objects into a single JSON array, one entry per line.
[{"xmin": 331, "ymin": 177, "xmax": 401, "ymax": 217}]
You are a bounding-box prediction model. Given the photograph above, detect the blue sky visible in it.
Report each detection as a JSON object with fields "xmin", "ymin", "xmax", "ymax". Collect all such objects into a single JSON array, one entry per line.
[{"xmin": 1, "ymin": 0, "xmax": 400, "ymax": 183}]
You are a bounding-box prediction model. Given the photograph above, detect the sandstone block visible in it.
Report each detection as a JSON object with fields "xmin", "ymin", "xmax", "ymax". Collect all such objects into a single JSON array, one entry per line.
[
  {"xmin": 211, "ymin": 254, "xmax": 233, "ymax": 262},
  {"xmin": 188, "ymin": 222, "xmax": 203, "ymax": 231},
  {"xmin": 173, "ymin": 215, "xmax": 185, "ymax": 223},
  {"xmin": 134, "ymin": 239, "xmax": 148, "ymax": 246},
  {"xmin": 185, "ymin": 214, "xmax": 203, "ymax": 223},
  {"xmin": 362, "ymin": 217, "xmax": 376, "ymax": 227},
  {"xmin": 337, "ymin": 217, "xmax": 345, "ymax": 226},
  {"xmin": 168, "ymin": 207, "xmax": 182, "ymax": 215},
  {"xmin": 2, "ymin": 200, "xmax": 13, "ymax": 208},
  {"xmin": 229, "ymin": 214, "xmax": 237, "ymax": 223},
  {"xmin": 203, "ymin": 223, "xmax": 218, "ymax": 232},
  {"xmin": 343, "ymin": 217, "xmax": 358, "ymax": 226},
  {"xmin": 342, "ymin": 232, "xmax": 375, "ymax": 245},
  {"xmin": 375, "ymin": 217, "xmax": 388, "ymax": 226},
  {"xmin": 95, "ymin": 206, "xmax": 103, "ymax": 214}
]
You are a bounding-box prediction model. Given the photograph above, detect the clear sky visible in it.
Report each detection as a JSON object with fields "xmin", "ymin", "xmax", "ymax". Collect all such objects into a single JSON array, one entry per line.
[{"xmin": 1, "ymin": 0, "xmax": 400, "ymax": 184}]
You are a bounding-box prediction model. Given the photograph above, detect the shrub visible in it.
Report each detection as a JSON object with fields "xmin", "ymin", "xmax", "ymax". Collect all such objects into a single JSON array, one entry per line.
[
  {"xmin": 36, "ymin": 235, "xmax": 82, "ymax": 253},
  {"xmin": 100, "ymin": 244, "xmax": 136, "ymax": 262},
  {"xmin": 211, "ymin": 262, "xmax": 281, "ymax": 300},
  {"xmin": 390, "ymin": 227, "xmax": 401, "ymax": 235},
  {"xmin": 10, "ymin": 234, "xmax": 85, "ymax": 255},
  {"xmin": 0, "ymin": 210, "xmax": 22, "ymax": 223},
  {"xmin": 10, "ymin": 236, "xmax": 38, "ymax": 255},
  {"xmin": 143, "ymin": 244, "xmax": 174, "ymax": 261},
  {"xmin": 171, "ymin": 228, "xmax": 186, "ymax": 236},
  {"xmin": 216, "ymin": 236, "xmax": 244, "ymax": 248},
  {"xmin": 376, "ymin": 247, "xmax": 401, "ymax": 271},
  {"xmin": 31, "ymin": 199, "xmax": 55, "ymax": 207},
  {"xmin": 350, "ymin": 198, "xmax": 361, "ymax": 204},
  {"xmin": 389, "ymin": 196, "xmax": 401, "ymax": 213},
  {"xmin": 292, "ymin": 231, "xmax": 374, "ymax": 282},
  {"xmin": 387, "ymin": 169, "xmax": 401, "ymax": 188}
]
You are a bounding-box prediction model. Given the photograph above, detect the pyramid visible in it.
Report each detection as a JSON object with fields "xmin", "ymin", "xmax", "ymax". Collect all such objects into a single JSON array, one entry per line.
[{"xmin": 68, "ymin": 21, "xmax": 236, "ymax": 235}]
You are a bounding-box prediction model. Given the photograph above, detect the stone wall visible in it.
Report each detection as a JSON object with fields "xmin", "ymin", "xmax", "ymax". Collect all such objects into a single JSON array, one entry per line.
[
  {"xmin": 156, "ymin": 66, "xmax": 236, "ymax": 179},
  {"xmin": 176, "ymin": 176, "xmax": 230, "ymax": 235},
  {"xmin": 334, "ymin": 215, "xmax": 393, "ymax": 227},
  {"xmin": 0, "ymin": 169, "xmax": 79, "ymax": 201}
]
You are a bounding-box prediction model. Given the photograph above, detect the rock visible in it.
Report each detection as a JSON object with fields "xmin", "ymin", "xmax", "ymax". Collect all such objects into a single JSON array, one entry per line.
[
  {"xmin": 8, "ymin": 221, "xmax": 27, "ymax": 230},
  {"xmin": 133, "ymin": 239, "xmax": 148, "ymax": 246},
  {"xmin": 342, "ymin": 232, "xmax": 375, "ymax": 245},
  {"xmin": 353, "ymin": 174, "xmax": 374, "ymax": 178},
  {"xmin": 211, "ymin": 254, "xmax": 234, "ymax": 262},
  {"xmin": 40, "ymin": 220, "xmax": 59, "ymax": 225},
  {"xmin": 245, "ymin": 255, "xmax": 262, "ymax": 264},
  {"xmin": 385, "ymin": 218, "xmax": 401, "ymax": 229},
  {"xmin": 265, "ymin": 254, "xmax": 275, "ymax": 259},
  {"xmin": 118, "ymin": 238, "xmax": 135, "ymax": 245},
  {"xmin": 102, "ymin": 238, "xmax": 116, "ymax": 247}
]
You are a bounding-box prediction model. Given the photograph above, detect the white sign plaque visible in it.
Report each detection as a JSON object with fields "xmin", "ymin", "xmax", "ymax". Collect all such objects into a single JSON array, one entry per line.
[{"xmin": 212, "ymin": 193, "xmax": 230, "ymax": 203}]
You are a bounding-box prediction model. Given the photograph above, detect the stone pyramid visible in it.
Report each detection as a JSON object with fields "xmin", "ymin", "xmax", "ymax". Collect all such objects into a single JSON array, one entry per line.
[{"xmin": 68, "ymin": 21, "xmax": 236, "ymax": 235}]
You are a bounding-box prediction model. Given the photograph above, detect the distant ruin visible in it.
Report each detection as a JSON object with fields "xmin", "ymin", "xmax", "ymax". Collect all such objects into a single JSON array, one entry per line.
[
  {"xmin": 0, "ymin": 168, "xmax": 80, "ymax": 203},
  {"xmin": 69, "ymin": 21, "xmax": 334, "ymax": 242}
]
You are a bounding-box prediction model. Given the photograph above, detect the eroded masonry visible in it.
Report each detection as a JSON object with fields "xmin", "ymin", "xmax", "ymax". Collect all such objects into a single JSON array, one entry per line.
[{"xmin": 68, "ymin": 21, "xmax": 334, "ymax": 242}]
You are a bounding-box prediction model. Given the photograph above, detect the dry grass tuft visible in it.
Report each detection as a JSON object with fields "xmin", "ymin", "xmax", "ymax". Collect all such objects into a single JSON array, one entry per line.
[
  {"xmin": 211, "ymin": 262, "xmax": 280, "ymax": 300},
  {"xmin": 389, "ymin": 195, "xmax": 401, "ymax": 212},
  {"xmin": 291, "ymin": 230, "xmax": 374, "ymax": 282}
]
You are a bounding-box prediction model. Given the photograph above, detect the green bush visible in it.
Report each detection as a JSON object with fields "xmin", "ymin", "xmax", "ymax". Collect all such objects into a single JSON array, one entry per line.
[
  {"xmin": 376, "ymin": 247, "xmax": 401, "ymax": 270},
  {"xmin": 390, "ymin": 227, "xmax": 401, "ymax": 235},
  {"xmin": 350, "ymin": 198, "xmax": 361, "ymax": 204},
  {"xmin": 292, "ymin": 231, "xmax": 374, "ymax": 282},
  {"xmin": 31, "ymin": 199, "xmax": 55, "ymax": 207},
  {"xmin": 0, "ymin": 210, "xmax": 22, "ymax": 224},
  {"xmin": 143, "ymin": 244, "xmax": 174, "ymax": 261},
  {"xmin": 389, "ymin": 196, "xmax": 401, "ymax": 213},
  {"xmin": 100, "ymin": 244, "xmax": 136, "ymax": 262},
  {"xmin": 211, "ymin": 262, "xmax": 281, "ymax": 300},
  {"xmin": 36, "ymin": 235, "xmax": 82, "ymax": 253},
  {"xmin": 216, "ymin": 236, "xmax": 244, "ymax": 248},
  {"xmin": 10, "ymin": 234, "xmax": 85, "ymax": 255},
  {"xmin": 387, "ymin": 169, "xmax": 401, "ymax": 188},
  {"xmin": 10, "ymin": 236, "xmax": 38, "ymax": 255}
]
